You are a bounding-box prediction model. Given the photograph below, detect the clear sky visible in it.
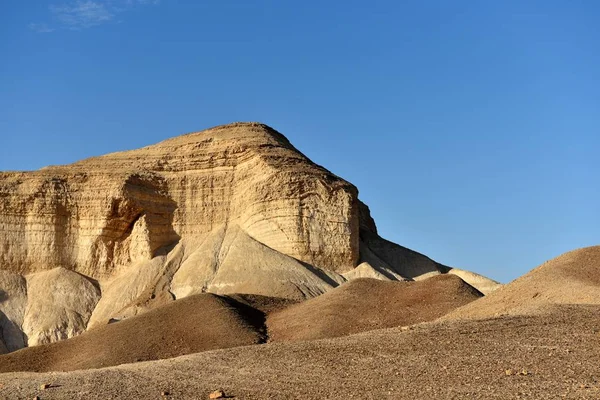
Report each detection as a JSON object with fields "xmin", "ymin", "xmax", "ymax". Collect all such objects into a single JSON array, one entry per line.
[{"xmin": 1, "ymin": 1, "xmax": 599, "ymax": 283}]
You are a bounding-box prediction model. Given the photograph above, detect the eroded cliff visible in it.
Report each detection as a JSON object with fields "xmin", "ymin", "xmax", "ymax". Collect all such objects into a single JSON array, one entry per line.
[{"xmin": 0, "ymin": 122, "xmax": 497, "ymax": 352}]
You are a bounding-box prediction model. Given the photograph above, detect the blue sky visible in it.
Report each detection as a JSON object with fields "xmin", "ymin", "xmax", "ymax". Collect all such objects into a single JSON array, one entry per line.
[{"xmin": 1, "ymin": 1, "xmax": 599, "ymax": 282}]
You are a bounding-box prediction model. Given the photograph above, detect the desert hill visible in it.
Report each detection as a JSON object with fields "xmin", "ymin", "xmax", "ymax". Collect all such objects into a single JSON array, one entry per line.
[
  {"xmin": 267, "ymin": 274, "xmax": 482, "ymax": 341},
  {"xmin": 0, "ymin": 122, "xmax": 498, "ymax": 352},
  {"xmin": 443, "ymin": 245, "xmax": 600, "ymax": 320},
  {"xmin": 0, "ymin": 275, "xmax": 483, "ymax": 373},
  {"xmin": 0, "ymin": 293, "xmax": 264, "ymax": 373}
]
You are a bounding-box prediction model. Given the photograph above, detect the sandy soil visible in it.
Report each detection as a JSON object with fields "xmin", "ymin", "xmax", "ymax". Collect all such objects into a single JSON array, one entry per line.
[{"xmin": 0, "ymin": 304, "xmax": 598, "ymax": 399}]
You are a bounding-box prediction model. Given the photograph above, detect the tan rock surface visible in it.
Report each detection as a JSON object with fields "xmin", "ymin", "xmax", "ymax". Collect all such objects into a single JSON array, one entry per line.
[
  {"xmin": 342, "ymin": 261, "xmax": 401, "ymax": 281},
  {"xmin": 359, "ymin": 230, "xmax": 447, "ymax": 280},
  {"xmin": 0, "ymin": 270, "xmax": 27, "ymax": 352},
  {"xmin": 87, "ymin": 256, "xmax": 168, "ymax": 328},
  {"xmin": 0, "ymin": 123, "xmax": 358, "ymax": 278},
  {"xmin": 447, "ymin": 268, "xmax": 502, "ymax": 295},
  {"xmin": 171, "ymin": 224, "xmax": 341, "ymax": 300},
  {"xmin": 23, "ymin": 267, "xmax": 101, "ymax": 346}
]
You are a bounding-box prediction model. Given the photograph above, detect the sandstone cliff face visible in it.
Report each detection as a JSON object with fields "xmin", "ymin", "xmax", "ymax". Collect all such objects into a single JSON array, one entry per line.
[
  {"xmin": 0, "ymin": 122, "xmax": 497, "ymax": 352},
  {"xmin": 0, "ymin": 123, "xmax": 357, "ymax": 278}
]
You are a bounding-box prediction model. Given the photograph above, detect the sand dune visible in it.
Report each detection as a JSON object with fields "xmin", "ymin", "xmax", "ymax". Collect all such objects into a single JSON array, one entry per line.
[{"xmin": 267, "ymin": 274, "xmax": 482, "ymax": 342}]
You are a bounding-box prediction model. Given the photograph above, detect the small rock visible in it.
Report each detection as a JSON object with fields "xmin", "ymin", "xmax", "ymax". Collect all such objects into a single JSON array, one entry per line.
[
  {"xmin": 33, "ymin": 396, "xmax": 40, "ymax": 400},
  {"xmin": 209, "ymin": 389, "xmax": 225, "ymax": 399},
  {"xmin": 505, "ymin": 369, "xmax": 513, "ymax": 376},
  {"xmin": 161, "ymin": 390, "xmax": 171, "ymax": 396},
  {"xmin": 40, "ymin": 383, "xmax": 51, "ymax": 390}
]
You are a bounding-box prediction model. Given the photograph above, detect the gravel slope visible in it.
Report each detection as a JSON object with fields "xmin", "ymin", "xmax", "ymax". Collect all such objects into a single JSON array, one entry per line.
[
  {"xmin": 0, "ymin": 304, "xmax": 598, "ymax": 399},
  {"xmin": 0, "ymin": 293, "xmax": 264, "ymax": 373},
  {"xmin": 444, "ymin": 246, "xmax": 600, "ymax": 320},
  {"xmin": 268, "ymin": 274, "xmax": 482, "ymax": 341}
]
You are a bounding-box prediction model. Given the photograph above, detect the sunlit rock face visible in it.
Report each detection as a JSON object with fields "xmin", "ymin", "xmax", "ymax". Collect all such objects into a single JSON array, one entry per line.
[{"xmin": 0, "ymin": 123, "xmax": 358, "ymax": 278}]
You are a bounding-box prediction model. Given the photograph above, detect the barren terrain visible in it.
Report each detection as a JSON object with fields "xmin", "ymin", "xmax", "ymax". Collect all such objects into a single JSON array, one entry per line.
[
  {"xmin": 0, "ymin": 304, "xmax": 598, "ymax": 399},
  {"xmin": 0, "ymin": 294, "xmax": 264, "ymax": 373},
  {"xmin": 268, "ymin": 274, "xmax": 482, "ymax": 341},
  {"xmin": 444, "ymin": 246, "xmax": 600, "ymax": 321},
  {"xmin": 0, "ymin": 123, "xmax": 597, "ymax": 399}
]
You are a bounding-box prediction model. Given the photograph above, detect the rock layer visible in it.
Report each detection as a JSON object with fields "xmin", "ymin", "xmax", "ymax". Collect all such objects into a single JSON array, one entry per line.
[{"xmin": 0, "ymin": 123, "xmax": 357, "ymax": 278}]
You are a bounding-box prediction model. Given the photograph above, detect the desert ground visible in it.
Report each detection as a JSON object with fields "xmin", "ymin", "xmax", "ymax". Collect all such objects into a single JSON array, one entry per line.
[
  {"xmin": 1, "ymin": 247, "xmax": 599, "ymax": 399},
  {"xmin": 0, "ymin": 304, "xmax": 598, "ymax": 399},
  {"xmin": 0, "ymin": 124, "xmax": 597, "ymax": 399}
]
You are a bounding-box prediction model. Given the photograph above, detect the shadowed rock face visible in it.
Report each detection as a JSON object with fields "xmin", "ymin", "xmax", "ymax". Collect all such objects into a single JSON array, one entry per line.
[{"xmin": 0, "ymin": 122, "xmax": 497, "ymax": 352}]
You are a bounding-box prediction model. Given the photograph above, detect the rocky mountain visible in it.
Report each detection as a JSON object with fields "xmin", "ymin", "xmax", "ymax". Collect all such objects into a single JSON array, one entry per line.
[{"xmin": 0, "ymin": 122, "xmax": 498, "ymax": 352}]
